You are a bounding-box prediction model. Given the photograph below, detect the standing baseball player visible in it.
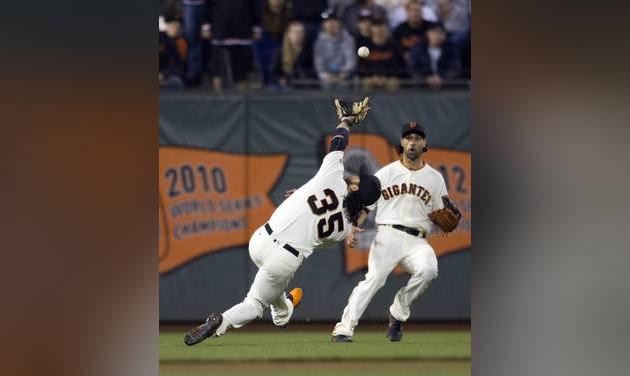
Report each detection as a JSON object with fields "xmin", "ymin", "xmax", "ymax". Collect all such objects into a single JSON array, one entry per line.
[
  {"xmin": 331, "ymin": 121, "xmax": 461, "ymax": 343},
  {"xmin": 184, "ymin": 98, "xmax": 382, "ymax": 345}
]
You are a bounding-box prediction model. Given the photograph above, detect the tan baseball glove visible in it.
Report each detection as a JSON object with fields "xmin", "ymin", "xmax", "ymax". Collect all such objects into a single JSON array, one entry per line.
[
  {"xmin": 334, "ymin": 97, "xmax": 370, "ymax": 125},
  {"xmin": 428, "ymin": 196, "xmax": 462, "ymax": 233}
]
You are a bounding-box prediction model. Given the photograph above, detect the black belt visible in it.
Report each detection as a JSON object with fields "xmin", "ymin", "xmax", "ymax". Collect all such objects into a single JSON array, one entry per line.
[
  {"xmin": 390, "ymin": 224, "xmax": 426, "ymax": 238},
  {"xmin": 264, "ymin": 223, "xmax": 299, "ymax": 257}
]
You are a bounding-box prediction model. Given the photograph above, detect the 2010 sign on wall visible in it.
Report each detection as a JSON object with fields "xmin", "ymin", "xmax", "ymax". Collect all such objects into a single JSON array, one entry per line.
[{"xmin": 159, "ymin": 147, "xmax": 287, "ymax": 274}]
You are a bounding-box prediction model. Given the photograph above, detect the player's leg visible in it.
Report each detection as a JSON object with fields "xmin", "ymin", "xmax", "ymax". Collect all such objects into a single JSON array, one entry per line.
[
  {"xmin": 387, "ymin": 240, "xmax": 438, "ymax": 341},
  {"xmin": 217, "ymin": 243, "xmax": 303, "ymax": 335},
  {"xmin": 217, "ymin": 226, "xmax": 273, "ymax": 334},
  {"xmin": 268, "ymin": 250, "xmax": 304, "ymax": 327},
  {"xmin": 269, "ymin": 287, "xmax": 303, "ymax": 328},
  {"xmin": 184, "ymin": 266, "xmax": 288, "ymax": 345},
  {"xmin": 185, "ymin": 227, "xmax": 295, "ymax": 345},
  {"xmin": 390, "ymin": 241, "xmax": 438, "ymax": 320},
  {"xmin": 214, "ymin": 269, "xmax": 280, "ymax": 335},
  {"xmin": 332, "ymin": 227, "xmax": 402, "ymax": 340}
]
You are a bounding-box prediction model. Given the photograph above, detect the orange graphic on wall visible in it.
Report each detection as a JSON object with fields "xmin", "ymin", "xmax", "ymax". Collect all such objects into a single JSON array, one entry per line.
[
  {"xmin": 159, "ymin": 147, "xmax": 287, "ymax": 273},
  {"xmin": 325, "ymin": 133, "xmax": 471, "ymax": 274}
]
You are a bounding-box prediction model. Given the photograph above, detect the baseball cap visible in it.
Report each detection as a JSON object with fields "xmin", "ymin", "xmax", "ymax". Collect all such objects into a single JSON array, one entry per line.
[
  {"xmin": 321, "ymin": 9, "xmax": 338, "ymax": 21},
  {"xmin": 370, "ymin": 15, "xmax": 387, "ymax": 26},
  {"xmin": 358, "ymin": 174, "xmax": 382, "ymax": 206},
  {"xmin": 401, "ymin": 121, "xmax": 427, "ymax": 138},
  {"xmin": 358, "ymin": 9, "xmax": 373, "ymax": 21}
]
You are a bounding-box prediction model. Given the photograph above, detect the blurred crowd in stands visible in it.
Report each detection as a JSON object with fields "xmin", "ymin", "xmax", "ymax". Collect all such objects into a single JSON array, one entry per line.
[{"xmin": 159, "ymin": 0, "xmax": 470, "ymax": 91}]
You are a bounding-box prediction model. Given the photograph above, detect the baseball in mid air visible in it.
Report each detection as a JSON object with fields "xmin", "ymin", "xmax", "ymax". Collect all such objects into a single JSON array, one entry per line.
[{"xmin": 357, "ymin": 46, "xmax": 370, "ymax": 58}]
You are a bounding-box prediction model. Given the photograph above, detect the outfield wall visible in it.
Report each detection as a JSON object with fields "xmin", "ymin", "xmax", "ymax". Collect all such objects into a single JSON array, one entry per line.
[{"xmin": 159, "ymin": 91, "xmax": 471, "ymax": 322}]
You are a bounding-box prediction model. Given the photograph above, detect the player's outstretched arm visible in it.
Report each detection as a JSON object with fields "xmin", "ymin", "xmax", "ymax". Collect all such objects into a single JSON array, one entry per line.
[{"xmin": 329, "ymin": 122, "xmax": 351, "ymax": 152}]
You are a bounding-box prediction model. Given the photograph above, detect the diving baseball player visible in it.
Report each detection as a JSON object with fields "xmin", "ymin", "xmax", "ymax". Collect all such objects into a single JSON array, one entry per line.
[
  {"xmin": 184, "ymin": 98, "xmax": 382, "ymax": 345},
  {"xmin": 332, "ymin": 121, "xmax": 461, "ymax": 343}
]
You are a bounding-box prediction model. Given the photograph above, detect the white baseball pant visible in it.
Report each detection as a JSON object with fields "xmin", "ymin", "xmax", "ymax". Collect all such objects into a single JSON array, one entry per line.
[
  {"xmin": 215, "ymin": 225, "xmax": 304, "ymax": 336},
  {"xmin": 333, "ymin": 225, "xmax": 438, "ymax": 337}
]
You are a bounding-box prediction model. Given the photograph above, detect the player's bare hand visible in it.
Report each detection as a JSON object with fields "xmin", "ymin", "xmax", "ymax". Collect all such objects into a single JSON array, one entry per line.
[
  {"xmin": 346, "ymin": 226, "xmax": 364, "ymax": 247},
  {"xmin": 284, "ymin": 188, "xmax": 297, "ymax": 199}
]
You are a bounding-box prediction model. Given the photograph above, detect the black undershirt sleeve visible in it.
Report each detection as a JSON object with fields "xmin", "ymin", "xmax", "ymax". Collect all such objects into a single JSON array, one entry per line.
[{"xmin": 329, "ymin": 127, "xmax": 349, "ymax": 151}]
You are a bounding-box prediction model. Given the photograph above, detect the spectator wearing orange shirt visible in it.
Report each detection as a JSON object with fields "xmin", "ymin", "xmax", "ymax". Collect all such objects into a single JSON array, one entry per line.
[
  {"xmin": 392, "ymin": 0, "xmax": 440, "ymax": 64},
  {"xmin": 357, "ymin": 19, "xmax": 408, "ymax": 90}
]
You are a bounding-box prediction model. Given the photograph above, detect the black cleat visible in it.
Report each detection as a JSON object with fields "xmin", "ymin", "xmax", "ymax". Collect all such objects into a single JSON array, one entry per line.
[
  {"xmin": 184, "ymin": 312, "xmax": 223, "ymax": 346},
  {"xmin": 386, "ymin": 313, "xmax": 403, "ymax": 342},
  {"xmin": 332, "ymin": 335, "xmax": 353, "ymax": 343}
]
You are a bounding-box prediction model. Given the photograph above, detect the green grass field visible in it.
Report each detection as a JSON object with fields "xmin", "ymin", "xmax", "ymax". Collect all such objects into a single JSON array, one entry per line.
[{"xmin": 160, "ymin": 329, "xmax": 470, "ymax": 376}]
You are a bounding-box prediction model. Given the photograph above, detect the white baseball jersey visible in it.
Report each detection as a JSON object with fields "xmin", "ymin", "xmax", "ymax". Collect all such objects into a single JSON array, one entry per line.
[
  {"xmin": 267, "ymin": 150, "xmax": 350, "ymax": 256},
  {"xmin": 332, "ymin": 159, "xmax": 446, "ymax": 338},
  {"xmin": 369, "ymin": 160, "xmax": 448, "ymax": 235}
]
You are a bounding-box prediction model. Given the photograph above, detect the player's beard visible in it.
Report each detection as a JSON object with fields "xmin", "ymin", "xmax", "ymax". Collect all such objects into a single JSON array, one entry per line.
[
  {"xmin": 405, "ymin": 146, "xmax": 420, "ymax": 161},
  {"xmin": 343, "ymin": 190, "xmax": 364, "ymax": 226}
]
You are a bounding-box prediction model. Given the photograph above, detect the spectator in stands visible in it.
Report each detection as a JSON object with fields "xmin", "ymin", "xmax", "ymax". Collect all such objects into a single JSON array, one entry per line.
[
  {"xmin": 329, "ymin": 0, "xmax": 355, "ymax": 22},
  {"xmin": 201, "ymin": 17, "xmax": 213, "ymax": 83},
  {"xmin": 357, "ymin": 18, "xmax": 408, "ymax": 90},
  {"xmin": 289, "ymin": 0, "xmax": 328, "ymax": 45},
  {"xmin": 436, "ymin": 0, "xmax": 470, "ymax": 78},
  {"xmin": 181, "ymin": 0, "xmax": 209, "ymax": 87},
  {"xmin": 255, "ymin": 0, "xmax": 293, "ymax": 85},
  {"xmin": 392, "ymin": 0, "xmax": 440, "ymax": 65},
  {"xmin": 341, "ymin": 0, "xmax": 387, "ymax": 36},
  {"xmin": 261, "ymin": 0, "xmax": 292, "ymax": 41},
  {"xmin": 271, "ymin": 20, "xmax": 316, "ymax": 88},
  {"xmin": 313, "ymin": 10, "xmax": 357, "ymax": 90},
  {"xmin": 387, "ymin": 0, "xmax": 440, "ymax": 29},
  {"xmin": 460, "ymin": 28, "xmax": 470, "ymax": 78},
  {"xmin": 354, "ymin": 9, "xmax": 373, "ymax": 47},
  {"xmin": 205, "ymin": 0, "xmax": 262, "ymax": 91},
  {"xmin": 160, "ymin": 14, "xmax": 187, "ymax": 90},
  {"xmin": 374, "ymin": 0, "xmax": 404, "ymax": 16},
  {"xmin": 409, "ymin": 23, "xmax": 451, "ymax": 89},
  {"xmin": 375, "ymin": 0, "xmax": 407, "ymax": 28}
]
